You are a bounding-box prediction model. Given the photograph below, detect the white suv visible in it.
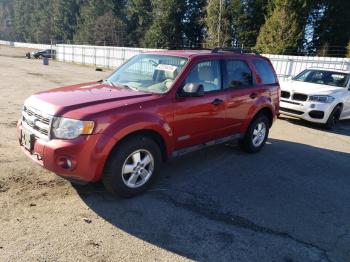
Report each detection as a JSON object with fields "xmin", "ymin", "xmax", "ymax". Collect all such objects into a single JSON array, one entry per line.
[{"xmin": 279, "ymin": 68, "xmax": 350, "ymax": 129}]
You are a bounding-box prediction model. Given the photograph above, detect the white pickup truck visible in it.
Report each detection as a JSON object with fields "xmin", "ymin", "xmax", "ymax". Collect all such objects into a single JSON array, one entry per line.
[{"xmin": 279, "ymin": 68, "xmax": 350, "ymax": 129}]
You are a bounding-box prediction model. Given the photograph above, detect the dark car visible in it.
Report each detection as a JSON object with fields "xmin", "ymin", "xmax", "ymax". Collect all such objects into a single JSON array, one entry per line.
[
  {"xmin": 18, "ymin": 48, "xmax": 280, "ymax": 197},
  {"xmin": 26, "ymin": 49, "xmax": 56, "ymax": 59}
]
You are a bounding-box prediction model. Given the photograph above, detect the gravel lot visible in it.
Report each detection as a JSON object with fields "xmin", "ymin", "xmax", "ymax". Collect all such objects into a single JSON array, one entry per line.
[{"xmin": 0, "ymin": 45, "xmax": 349, "ymax": 262}]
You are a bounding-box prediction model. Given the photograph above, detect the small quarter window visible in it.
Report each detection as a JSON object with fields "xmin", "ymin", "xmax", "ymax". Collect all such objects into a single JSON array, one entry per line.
[{"xmin": 253, "ymin": 59, "xmax": 277, "ymax": 85}]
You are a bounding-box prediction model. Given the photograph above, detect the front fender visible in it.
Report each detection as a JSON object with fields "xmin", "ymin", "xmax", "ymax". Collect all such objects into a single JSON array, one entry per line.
[
  {"xmin": 102, "ymin": 113, "xmax": 175, "ymax": 155},
  {"xmin": 91, "ymin": 113, "xmax": 174, "ymax": 181}
]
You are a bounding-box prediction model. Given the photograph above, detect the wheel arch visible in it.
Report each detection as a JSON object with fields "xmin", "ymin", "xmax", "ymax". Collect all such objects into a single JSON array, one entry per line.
[
  {"xmin": 255, "ymin": 107, "xmax": 274, "ymax": 127},
  {"xmin": 241, "ymin": 106, "xmax": 274, "ymax": 134},
  {"xmin": 335, "ymin": 102, "xmax": 344, "ymax": 111},
  {"xmin": 113, "ymin": 129, "xmax": 168, "ymax": 162}
]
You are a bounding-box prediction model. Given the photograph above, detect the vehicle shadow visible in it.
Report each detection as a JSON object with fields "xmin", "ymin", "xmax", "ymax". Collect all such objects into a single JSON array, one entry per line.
[
  {"xmin": 74, "ymin": 139, "xmax": 350, "ymax": 261},
  {"xmin": 278, "ymin": 115, "xmax": 350, "ymax": 136}
]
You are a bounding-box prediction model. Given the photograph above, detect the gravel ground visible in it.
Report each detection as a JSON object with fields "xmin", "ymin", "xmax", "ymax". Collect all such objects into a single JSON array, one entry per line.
[{"xmin": 0, "ymin": 45, "xmax": 349, "ymax": 262}]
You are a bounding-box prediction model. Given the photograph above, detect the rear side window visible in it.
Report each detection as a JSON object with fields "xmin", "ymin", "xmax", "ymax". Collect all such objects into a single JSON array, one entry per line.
[
  {"xmin": 225, "ymin": 60, "xmax": 253, "ymax": 88},
  {"xmin": 253, "ymin": 59, "xmax": 277, "ymax": 85}
]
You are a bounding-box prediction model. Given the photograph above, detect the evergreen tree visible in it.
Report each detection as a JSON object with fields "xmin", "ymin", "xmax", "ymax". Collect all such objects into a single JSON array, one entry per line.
[
  {"xmin": 30, "ymin": 0, "xmax": 53, "ymax": 43},
  {"xmin": 1, "ymin": 0, "xmax": 348, "ymax": 57},
  {"xmin": 93, "ymin": 11, "xmax": 125, "ymax": 45},
  {"xmin": 74, "ymin": 0, "xmax": 126, "ymax": 45},
  {"xmin": 126, "ymin": 0, "xmax": 153, "ymax": 47},
  {"xmin": 13, "ymin": 0, "xmax": 35, "ymax": 42},
  {"xmin": 204, "ymin": 0, "xmax": 232, "ymax": 47},
  {"xmin": 183, "ymin": 0, "xmax": 206, "ymax": 48},
  {"xmin": 311, "ymin": 0, "xmax": 350, "ymax": 56},
  {"xmin": 51, "ymin": 0, "xmax": 80, "ymax": 42},
  {"xmin": 142, "ymin": 0, "xmax": 186, "ymax": 48},
  {"xmin": 255, "ymin": 0, "xmax": 304, "ymax": 54},
  {"xmin": 231, "ymin": 0, "xmax": 268, "ymax": 48},
  {"xmin": 0, "ymin": 0, "xmax": 15, "ymax": 41}
]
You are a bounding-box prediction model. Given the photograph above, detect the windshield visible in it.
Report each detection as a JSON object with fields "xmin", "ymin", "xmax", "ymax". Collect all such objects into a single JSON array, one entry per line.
[
  {"xmin": 106, "ymin": 54, "xmax": 188, "ymax": 94},
  {"xmin": 293, "ymin": 69, "xmax": 349, "ymax": 88}
]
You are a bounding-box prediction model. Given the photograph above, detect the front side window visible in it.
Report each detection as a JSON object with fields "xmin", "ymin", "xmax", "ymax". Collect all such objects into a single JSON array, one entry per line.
[
  {"xmin": 253, "ymin": 59, "xmax": 277, "ymax": 85},
  {"xmin": 293, "ymin": 69, "xmax": 350, "ymax": 88},
  {"xmin": 184, "ymin": 60, "xmax": 221, "ymax": 92},
  {"xmin": 225, "ymin": 60, "xmax": 253, "ymax": 88},
  {"xmin": 106, "ymin": 54, "xmax": 188, "ymax": 93}
]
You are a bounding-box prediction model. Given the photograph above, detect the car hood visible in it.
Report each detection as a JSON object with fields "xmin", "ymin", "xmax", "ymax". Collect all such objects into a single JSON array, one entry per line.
[
  {"xmin": 280, "ymin": 80, "xmax": 345, "ymax": 95},
  {"xmin": 24, "ymin": 82, "xmax": 155, "ymax": 116}
]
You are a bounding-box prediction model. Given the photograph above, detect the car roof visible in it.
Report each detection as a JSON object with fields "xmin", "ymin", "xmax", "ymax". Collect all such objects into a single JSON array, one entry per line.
[
  {"xmin": 145, "ymin": 49, "xmax": 263, "ymax": 60},
  {"xmin": 307, "ymin": 67, "xmax": 350, "ymax": 74}
]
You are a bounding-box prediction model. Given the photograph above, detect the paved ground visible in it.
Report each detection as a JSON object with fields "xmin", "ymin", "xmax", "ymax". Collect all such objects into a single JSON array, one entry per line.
[{"xmin": 0, "ymin": 45, "xmax": 349, "ymax": 262}]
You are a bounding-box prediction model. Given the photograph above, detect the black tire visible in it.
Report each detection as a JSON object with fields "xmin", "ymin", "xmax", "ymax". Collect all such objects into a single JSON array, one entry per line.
[
  {"xmin": 239, "ymin": 114, "xmax": 270, "ymax": 153},
  {"xmin": 325, "ymin": 105, "xmax": 341, "ymax": 130},
  {"xmin": 102, "ymin": 135, "xmax": 161, "ymax": 198}
]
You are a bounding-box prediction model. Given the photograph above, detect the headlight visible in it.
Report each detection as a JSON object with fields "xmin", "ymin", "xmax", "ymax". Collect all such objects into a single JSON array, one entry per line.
[
  {"xmin": 52, "ymin": 117, "xmax": 94, "ymax": 139},
  {"xmin": 309, "ymin": 95, "xmax": 335, "ymax": 103}
]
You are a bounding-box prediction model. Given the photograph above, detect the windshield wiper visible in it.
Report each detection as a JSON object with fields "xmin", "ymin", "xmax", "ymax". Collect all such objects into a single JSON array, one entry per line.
[
  {"xmin": 104, "ymin": 80, "xmax": 141, "ymax": 92},
  {"xmin": 104, "ymin": 79, "xmax": 117, "ymax": 87},
  {"xmin": 115, "ymin": 82, "xmax": 140, "ymax": 92}
]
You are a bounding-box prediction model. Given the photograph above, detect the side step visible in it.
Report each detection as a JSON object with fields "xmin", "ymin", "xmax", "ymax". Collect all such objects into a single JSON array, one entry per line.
[{"xmin": 172, "ymin": 133, "xmax": 243, "ymax": 157}]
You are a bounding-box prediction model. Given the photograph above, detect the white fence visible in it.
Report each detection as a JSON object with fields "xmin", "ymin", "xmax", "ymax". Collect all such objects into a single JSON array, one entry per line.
[
  {"xmin": 1, "ymin": 40, "xmax": 350, "ymax": 80},
  {"xmin": 56, "ymin": 44, "xmax": 162, "ymax": 69},
  {"xmin": 266, "ymin": 54, "xmax": 350, "ymax": 80},
  {"xmin": 56, "ymin": 44, "xmax": 350, "ymax": 80},
  {"xmin": 0, "ymin": 40, "xmax": 53, "ymax": 50}
]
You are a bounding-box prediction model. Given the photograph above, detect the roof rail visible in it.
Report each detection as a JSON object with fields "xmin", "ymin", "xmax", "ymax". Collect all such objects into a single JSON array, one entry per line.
[{"xmin": 211, "ymin": 47, "xmax": 260, "ymax": 55}]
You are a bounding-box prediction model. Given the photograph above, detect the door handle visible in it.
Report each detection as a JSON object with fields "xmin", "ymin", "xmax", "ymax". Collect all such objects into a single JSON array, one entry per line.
[
  {"xmin": 212, "ymin": 98, "xmax": 224, "ymax": 106},
  {"xmin": 250, "ymin": 92, "xmax": 258, "ymax": 99}
]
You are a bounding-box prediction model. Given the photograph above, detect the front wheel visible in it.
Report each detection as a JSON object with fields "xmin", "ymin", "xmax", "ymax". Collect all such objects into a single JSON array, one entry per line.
[
  {"xmin": 324, "ymin": 105, "xmax": 341, "ymax": 130},
  {"xmin": 240, "ymin": 114, "xmax": 270, "ymax": 153},
  {"xmin": 102, "ymin": 135, "xmax": 161, "ymax": 198}
]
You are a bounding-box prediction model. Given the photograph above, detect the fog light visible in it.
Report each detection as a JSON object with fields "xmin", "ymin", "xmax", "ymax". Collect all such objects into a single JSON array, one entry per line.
[
  {"xmin": 310, "ymin": 104, "xmax": 316, "ymax": 109},
  {"xmin": 57, "ymin": 157, "xmax": 73, "ymax": 170}
]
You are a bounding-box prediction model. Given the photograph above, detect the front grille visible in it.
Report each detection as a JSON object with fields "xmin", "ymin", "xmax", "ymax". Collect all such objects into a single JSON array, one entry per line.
[
  {"xmin": 280, "ymin": 107, "xmax": 304, "ymax": 115},
  {"xmin": 281, "ymin": 91, "xmax": 290, "ymax": 99},
  {"xmin": 292, "ymin": 93, "xmax": 308, "ymax": 101},
  {"xmin": 24, "ymin": 106, "xmax": 50, "ymax": 125},
  {"xmin": 22, "ymin": 106, "xmax": 51, "ymax": 139}
]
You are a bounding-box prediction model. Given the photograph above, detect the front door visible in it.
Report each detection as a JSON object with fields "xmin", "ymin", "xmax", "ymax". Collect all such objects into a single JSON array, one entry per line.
[{"xmin": 172, "ymin": 60, "xmax": 229, "ymax": 149}]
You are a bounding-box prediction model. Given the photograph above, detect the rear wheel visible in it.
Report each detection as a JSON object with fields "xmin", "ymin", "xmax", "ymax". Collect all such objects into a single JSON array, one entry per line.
[
  {"xmin": 102, "ymin": 135, "xmax": 161, "ymax": 198},
  {"xmin": 325, "ymin": 105, "xmax": 341, "ymax": 130},
  {"xmin": 240, "ymin": 114, "xmax": 270, "ymax": 153}
]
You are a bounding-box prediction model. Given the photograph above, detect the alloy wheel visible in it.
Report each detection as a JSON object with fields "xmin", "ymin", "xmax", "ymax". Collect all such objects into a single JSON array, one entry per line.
[
  {"xmin": 252, "ymin": 122, "xmax": 267, "ymax": 147},
  {"xmin": 121, "ymin": 149, "xmax": 154, "ymax": 188}
]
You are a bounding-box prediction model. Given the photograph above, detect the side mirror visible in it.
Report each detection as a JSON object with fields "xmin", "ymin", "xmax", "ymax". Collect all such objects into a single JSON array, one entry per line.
[{"xmin": 179, "ymin": 83, "xmax": 204, "ymax": 97}]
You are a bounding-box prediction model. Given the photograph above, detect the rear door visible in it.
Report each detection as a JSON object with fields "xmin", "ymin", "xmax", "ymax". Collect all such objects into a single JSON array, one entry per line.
[{"xmin": 223, "ymin": 59, "xmax": 261, "ymax": 133}]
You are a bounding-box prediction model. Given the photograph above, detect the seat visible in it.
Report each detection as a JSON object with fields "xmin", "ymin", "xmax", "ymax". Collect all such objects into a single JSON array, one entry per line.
[{"xmin": 197, "ymin": 66, "xmax": 219, "ymax": 92}]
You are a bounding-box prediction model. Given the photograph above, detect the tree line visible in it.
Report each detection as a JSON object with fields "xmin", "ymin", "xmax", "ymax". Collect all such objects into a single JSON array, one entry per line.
[{"xmin": 0, "ymin": 0, "xmax": 349, "ymax": 57}]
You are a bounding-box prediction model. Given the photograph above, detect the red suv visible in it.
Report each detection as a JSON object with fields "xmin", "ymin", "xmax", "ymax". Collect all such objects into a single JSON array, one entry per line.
[{"xmin": 18, "ymin": 48, "xmax": 280, "ymax": 197}]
